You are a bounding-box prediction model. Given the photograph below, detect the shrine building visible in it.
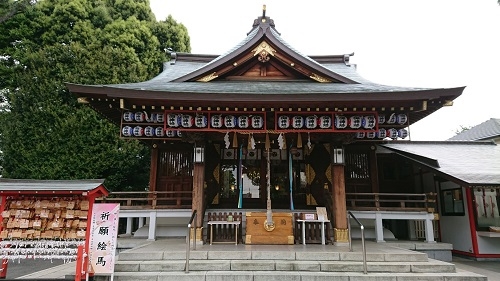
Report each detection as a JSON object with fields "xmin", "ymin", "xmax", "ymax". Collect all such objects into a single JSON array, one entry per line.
[{"xmin": 67, "ymin": 9, "xmax": 466, "ymax": 246}]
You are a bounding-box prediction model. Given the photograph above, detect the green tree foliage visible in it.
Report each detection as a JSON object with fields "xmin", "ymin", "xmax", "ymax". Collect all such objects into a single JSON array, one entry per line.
[
  {"xmin": 0, "ymin": 0, "xmax": 190, "ymax": 190},
  {"xmin": 454, "ymin": 125, "xmax": 472, "ymax": 135},
  {"xmin": 0, "ymin": 0, "xmax": 33, "ymax": 24}
]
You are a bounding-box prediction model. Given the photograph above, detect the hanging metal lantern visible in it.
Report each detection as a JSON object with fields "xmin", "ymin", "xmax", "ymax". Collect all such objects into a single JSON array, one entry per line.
[
  {"xmin": 134, "ymin": 112, "xmax": 145, "ymax": 122},
  {"xmin": 211, "ymin": 115, "xmax": 223, "ymax": 128},
  {"xmin": 167, "ymin": 114, "xmax": 180, "ymax": 127},
  {"xmin": 278, "ymin": 115, "xmax": 290, "ymax": 129},
  {"xmin": 251, "ymin": 116, "xmax": 263, "ymax": 128},
  {"xmin": 224, "ymin": 115, "xmax": 236, "ymax": 128},
  {"xmin": 181, "ymin": 114, "xmax": 194, "ymax": 128},
  {"xmin": 292, "ymin": 116, "xmax": 304, "ymax": 128},
  {"xmin": 335, "ymin": 115, "xmax": 348, "ymax": 129},
  {"xmin": 363, "ymin": 115, "xmax": 376, "ymax": 129},
  {"xmin": 133, "ymin": 126, "xmax": 144, "ymax": 136},
  {"xmin": 388, "ymin": 128, "xmax": 398, "ymax": 139},
  {"xmin": 305, "ymin": 116, "xmax": 317, "ymax": 129},
  {"xmin": 349, "ymin": 116, "xmax": 362, "ymax": 129},
  {"xmin": 238, "ymin": 115, "xmax": 249, "ymax": 128},
  {"xmin": 155, "ymin": 127, "xmax": 164, "ymax": 137},
  {"xmin": 144, "ymin": 126, "xmax": 154, "ymax": 137},
  {"xmin": 319, "ymin": 116, "xmax": 331, "ymax": 129},
  {"xmin": 123, "ymin": 112, "xmax": 134, "ymax": 122},
  {"xmin": 398, "ymin": 128, "xmax": 408, "ymax": 139},
  {"xmin": 377, "ymin": 128, "xmax": 387, "ymax": 139},
  {"xmin": 122, "ymin": 126, "xmax": 133, "ymax": 136},
  {"xmin": 397, "ymin": 114, "xmax": 408, "ymax": 125},
  {"xmin": 195, "ymin": 114, "xmax": 207, "ymax": 128}
]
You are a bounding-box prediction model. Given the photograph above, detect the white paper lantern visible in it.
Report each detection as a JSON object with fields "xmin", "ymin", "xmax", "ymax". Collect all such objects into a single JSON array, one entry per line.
[
  {"xmin": 166, "ymin": 130, "xmax": 176, "ymax": 137},
  {"xmin": 305, "ymin": 116, "xmax": 317, "ymax": 129},
  {"xmin": 134, "ymin": 112, "xmax": 145, "ymax": 122},
  {"xmin": 387, "ymin": 113, "xmax": 396, "ymax": 124},
  {"xmin": 335, "ymin": 116, "xmax": 347, "ymax": 129},
  {"xmin": 122, "ymin": 126, "xmax": 133, "ymax": 136},
  {"xmin": 319, "ymin": 116, "xmax": 331, "ymax": 129},
  {"xmin": 356, "ymin": 132, "xmax": 365, "ymax": 138},
  {"xmin": 238, "ymin": 116, "xmax": 249, "ymax": 128},
  {"xmin": 155, "ymin": 127, "xmax": 164, "ymax": 137},
  {"xmin": 251, "ymin": 116, "xmax": 263, "ymax": 128},
  {"xmin": 349, "ymin": 116, "xmax": 362, "ymax": 129},
  {"xmin": 363, "ymin": 115, "xmax": 376, "ymax": 129},
  {"xmin": 181, "ymin": 114, "xmax": 193, "ymax": 128},
  {"xmin": 397, "ymin": 114, "xmax": 408, "ymax": 125},
  {"xmin": 366, "ymin": 131, "xmax": 376, "ymax": 138},
  {"xmin": 377, "ymin": 128, "xmax": 387, "ymax": 139},
  {"xmin": 123, "ymin": 112, "xmax": 134, "ymax": 122},
  {"xmin": 292, "ymin": 116, "xmax": 304, "ymax": 128},
  {"xmin": 133, "ymin": 126, "xmax": 144, "ymax": 136},
  {"xmin": 177, "ymin": 131, "xmax": 182, "ymax": 137},
  {"xmin": 195, "ymin": 115, "xmax": 207, "ymax": 128},
  {"xmin": 388, "ymin": 128, "xmax": 398, "ymax": 139},
  {"xmin": 144, "ymin": 126, "xmax": 154, "ymax": 137},
  {"xmin": 278, "ymin": 116, "xmax": 290, "ymax": 129},
  {"xmin": 224, "ymin": 115, "xmax": 236, "ymax": 128},
  {"xmin": 398, "ymin": 128, "xmax": 408, "ymax": 139},
  {"xmin": 378, "ymin": 115, "xmax": 386, "ymax": 124},
  {"xmin": 211, "ymin": 115, "xmax": 223, "ymax": 128},
  {"xmin": 155, "ymin": 113, "xmax": 165, "ymax": 123},
  {"xmin": 167, "ymin": 114, "xmax": 180, "ymax": 127}
]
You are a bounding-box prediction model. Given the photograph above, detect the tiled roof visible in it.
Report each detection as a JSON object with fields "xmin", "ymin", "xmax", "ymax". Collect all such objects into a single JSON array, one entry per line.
[
  {"xmin": 447, "ymin": 118, "xmax": 500, "ymax": 141},
  {"xmin": 0, "ymin": 178, "xmax": 106, "ymax": 191},
  {"xmin": 381, "ymin": 141, "xmax": 500, "ymax": 186}
]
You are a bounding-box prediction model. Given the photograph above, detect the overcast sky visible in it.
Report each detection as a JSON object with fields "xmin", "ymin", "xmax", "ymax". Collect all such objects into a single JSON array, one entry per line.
[{"xmin": 150, "ymin": 0, "xmax": 500, "ymax": 141}]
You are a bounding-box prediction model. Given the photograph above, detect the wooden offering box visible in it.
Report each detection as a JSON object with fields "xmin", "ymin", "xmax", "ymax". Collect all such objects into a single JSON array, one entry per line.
[{"xmin": 245, "ymin": 212, "xmax": 293, "ymax": 245}]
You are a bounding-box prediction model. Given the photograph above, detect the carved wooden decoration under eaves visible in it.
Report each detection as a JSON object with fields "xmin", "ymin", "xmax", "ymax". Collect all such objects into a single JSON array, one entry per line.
[
  {"xmin": 197, "ymin": 72, "xmax": 219, "ymax": 82},
  {"xmin": 310, "ymin": 73, "xmax": 332, "ymax": 83},
  {"xmin": 252, "ymin": 41, "xmax": 276, "ymax": 62}
]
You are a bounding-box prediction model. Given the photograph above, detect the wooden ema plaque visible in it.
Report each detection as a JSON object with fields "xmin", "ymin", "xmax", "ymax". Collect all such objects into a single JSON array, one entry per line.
[{"xmin": 245, "ymin": 212, "xmax": 294, "ymax": 245}]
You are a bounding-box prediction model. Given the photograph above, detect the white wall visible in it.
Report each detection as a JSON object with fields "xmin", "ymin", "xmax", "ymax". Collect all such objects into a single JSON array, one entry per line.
[{"xmin": 439, "ymin": 183, "xmax": 474, "ymax": 253}]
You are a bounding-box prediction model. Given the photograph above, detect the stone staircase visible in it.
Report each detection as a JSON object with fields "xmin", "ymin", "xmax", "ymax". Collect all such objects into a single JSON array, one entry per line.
[{"xmin": 99, "ymin": 240, "xmax": 487, "ymax": 281}]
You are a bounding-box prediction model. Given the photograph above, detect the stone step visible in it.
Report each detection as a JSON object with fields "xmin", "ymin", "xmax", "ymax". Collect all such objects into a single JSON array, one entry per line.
[
  {"xmin": 114, "ymin": 259, "xmax": 456, "ymax": 273},
  {"xmin": 118, "ymin": 250, "xmax": 428, "ymax": 262},
  {"xmin": 95, "ymin": 270, "xmax": 487, "ymax": 281}
]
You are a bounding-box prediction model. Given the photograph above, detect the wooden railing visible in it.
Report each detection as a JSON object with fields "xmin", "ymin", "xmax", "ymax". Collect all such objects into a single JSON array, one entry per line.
[
  {"xmin": 96, "ymin": 191, "xmax": 436, "ymax": 213},
  {"xmin": 95, "ymin": 191, "xmax": 192, "ymax": 209},
  {"xmin": 346, "ymin": 192, "xmax": 436, "ymax": 212}
]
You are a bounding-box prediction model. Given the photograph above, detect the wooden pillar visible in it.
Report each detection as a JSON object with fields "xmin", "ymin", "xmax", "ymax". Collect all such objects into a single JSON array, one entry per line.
[
  {"xmin": 149, "ymin": 143, "xmax": 159, "ymax": 192},
  {"xmin": 332, "ymin": 164, "xmax": 349, "ymax": 244},
  {"xmin": 369, "ymin": 148, "xmax": 379, "ymax": 193},
  {"xmin": 192, "ymin": 162, "xmax": 205, "ymax": 241}
]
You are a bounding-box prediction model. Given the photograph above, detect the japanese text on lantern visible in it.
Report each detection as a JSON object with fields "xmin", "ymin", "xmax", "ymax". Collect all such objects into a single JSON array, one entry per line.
[{"xmin": 88, "ymin": 203, "xmax": 120, "ymax": 274}]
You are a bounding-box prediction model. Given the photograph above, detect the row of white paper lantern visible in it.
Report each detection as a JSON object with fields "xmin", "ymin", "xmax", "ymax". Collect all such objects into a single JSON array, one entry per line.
[
  {"xmin": 379, "ymin": 113, "xmax": 407, "ymax": 125},
  {"xmin": 123, "ymin": 112, "xmax": 164, "ymax": 123},
  {"xmin": 122, "ymin": 126, "xmax": 181, "ymax": 138},
  {"xmin": 166, "ymin": 114, "xmax": 264, "ymax": 129},
  {"xmin": 356, "ymin": 128, "xmax": 408, "ymax": 139},
  {"xmin": 276, "ymin": 115, "xmax": 377, "ymax": 130}
]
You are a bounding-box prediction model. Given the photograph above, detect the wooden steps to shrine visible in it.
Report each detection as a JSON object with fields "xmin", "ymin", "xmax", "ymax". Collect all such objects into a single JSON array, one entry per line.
[{"xmin": 94, "ymin": 239, "xmax": 487, "ymax": 281}]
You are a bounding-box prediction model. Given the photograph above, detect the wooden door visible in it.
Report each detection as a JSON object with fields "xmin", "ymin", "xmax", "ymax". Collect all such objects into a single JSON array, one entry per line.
[{"xmin": 156, "ymin": 144, "xmax": 193, "ymax": 208}]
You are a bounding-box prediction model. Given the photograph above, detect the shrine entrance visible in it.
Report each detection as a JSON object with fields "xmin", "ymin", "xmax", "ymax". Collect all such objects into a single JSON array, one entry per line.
[{"xmin": 217, "ymin": 145, "xmax": 308, "ymax": 210}]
